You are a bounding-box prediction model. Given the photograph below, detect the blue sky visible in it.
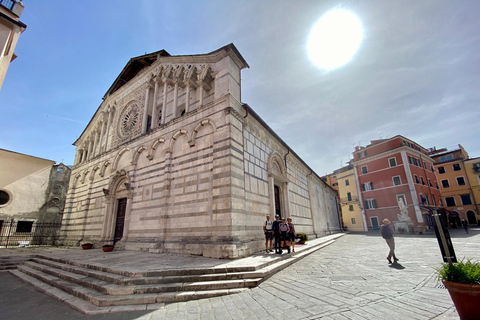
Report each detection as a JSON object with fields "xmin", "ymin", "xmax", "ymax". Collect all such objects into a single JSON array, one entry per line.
[{"xmin": 1, "ymin": 0, "xmax": 479, "ymax": 174}]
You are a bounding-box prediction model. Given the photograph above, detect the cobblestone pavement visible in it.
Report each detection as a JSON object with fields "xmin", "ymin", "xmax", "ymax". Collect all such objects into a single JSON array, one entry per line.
[
  {"xmin": 139, "ymin": 228, "xmax": 480, "ymax": 320},
  {"xmin": 1, "ymin": 229, "xmax": 478, "ymax": 319}
]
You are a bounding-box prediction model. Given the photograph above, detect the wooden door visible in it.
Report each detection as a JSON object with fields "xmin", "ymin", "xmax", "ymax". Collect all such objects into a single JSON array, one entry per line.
[
  {"xmin": 114, "ymin": 198, "xmax": 127, "ymax": 244},
  {"xmin": 274, "ymin": 185, "xmax": 282, "ymax": 218}
]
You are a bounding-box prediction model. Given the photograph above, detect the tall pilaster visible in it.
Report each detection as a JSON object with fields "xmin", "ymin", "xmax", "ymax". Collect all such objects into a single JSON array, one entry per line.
[
  {"xmin": 92, "ymin": 130, "xmax": 98, "ymax": 158},
  {"xmin": 104, "ymin": 108, "xmax": 113, "ymax": 152},
  {"xmin": 142, "ymin": 84, "xmax": 152, "ymax": 133},
  {"xmin": 197, "ymin": 81, "xmax": 204, "ymax": 108},
  {"xmin": 161, "ymin": 81, "xmax": 167, "ymax": 125},
  {"xmin": 151, "ymin": 78, "xmax": 159, "ymax": 130},
  {"xmin": 173, "ymin": 81, "xmax": 179, "ymax": 118},
  {"xmin": 185, "ymin": 83, "xmax": 191, "ymax": 113},
  {"xmin": 98, "ymin": 120, "xmax": 105, "ymax": 155}
]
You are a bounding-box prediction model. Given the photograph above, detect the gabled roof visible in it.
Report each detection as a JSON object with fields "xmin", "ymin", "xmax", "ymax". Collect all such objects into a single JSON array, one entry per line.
[
  {"xmin": 104, "ymin": 49, "xmax": 171, "ymax": 98},
  {"xmin": 74, "ymin": 44, "xmax": 249, "ymax": 146}
]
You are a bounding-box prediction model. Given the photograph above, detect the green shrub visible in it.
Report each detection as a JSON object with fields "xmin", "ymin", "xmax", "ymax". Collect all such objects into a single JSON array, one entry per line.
[
  {"xmin": 437, "ymin": 260, "xmax": 480, "ymax": 285},
  {"xmin": 296, "ymin": 233, "xmax": 309, "ymax": 241}
]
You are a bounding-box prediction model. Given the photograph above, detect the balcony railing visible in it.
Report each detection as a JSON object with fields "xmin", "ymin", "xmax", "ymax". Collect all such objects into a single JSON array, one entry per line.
[
  {"xmin": 340, "ymin": 196, "xmax": 359, "ymax": 204},
  {"xmin": 0, "ymin": 0, "xmax": 15, "ymax": 10}
]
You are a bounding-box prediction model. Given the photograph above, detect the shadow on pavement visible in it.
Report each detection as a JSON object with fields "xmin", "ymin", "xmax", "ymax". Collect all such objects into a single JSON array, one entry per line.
[
  {"xmin": 389, "ymin": 262, "xmax": 405, "ymax": 270},
  {"xmin": 0, "ymin": 272, "xmax": 150, "ymax": 320}
]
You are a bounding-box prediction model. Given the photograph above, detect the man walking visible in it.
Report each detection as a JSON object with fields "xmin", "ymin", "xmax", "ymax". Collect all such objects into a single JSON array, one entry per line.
[
  {"xmin": 263, "ymin": 215, "xmax": 274, "ymax": 253},
  {"xmin": 381, "ymin": 219, "xmax": 399, "ymax": 264},
  {"xmin": 272, "ymin": 215, "xmax": 282, "ymax": 254}
]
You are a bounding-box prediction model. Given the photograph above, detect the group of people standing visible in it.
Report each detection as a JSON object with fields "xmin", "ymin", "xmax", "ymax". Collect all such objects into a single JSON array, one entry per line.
[{"xmin": 263, "ymin": 214, "xmax": 296, "ymax": 254}]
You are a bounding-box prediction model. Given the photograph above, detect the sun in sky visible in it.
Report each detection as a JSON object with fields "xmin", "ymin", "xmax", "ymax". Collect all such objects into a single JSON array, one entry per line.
[{"xmin": 307, "ymin": 9, "xmax": 363, "ymax": 70}]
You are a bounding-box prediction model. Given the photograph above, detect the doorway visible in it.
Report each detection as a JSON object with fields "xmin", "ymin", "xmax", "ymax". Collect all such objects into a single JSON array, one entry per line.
[
  {"xmin": 371, "ymin": 217, "xmax": 379, "ymax": 230},
  {"xmin": 274, "ymin": 185, "xmax": 282, "ymax": 218},
  {"xmin": 466, "ymin": 210, "xmax": 477, "ymax": 225},
  {"xmin": 114, "ymin": 198, "xmax": 127, "ymax": 244}
]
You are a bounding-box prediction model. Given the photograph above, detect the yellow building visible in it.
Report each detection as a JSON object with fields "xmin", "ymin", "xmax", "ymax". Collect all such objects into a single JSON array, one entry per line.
[
  {"xmin": 0, "ymin": 0, "xmax": 26, "ymax": 90},
  {"xmin": 430, "ymin": 145, "xmax": 478, "ymax": 225},
  {"xmin": 334, "ymin": 165, "xmax": 367, "ymax": 231},
  {"xmin": 464, "ymin": 157, "xmax": 480, "ymax": 224}
]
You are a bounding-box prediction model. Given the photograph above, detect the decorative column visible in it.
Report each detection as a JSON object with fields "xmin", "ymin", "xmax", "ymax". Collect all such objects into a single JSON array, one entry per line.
[
  {"xmin": 104, "ymin": 108, "xmax": 113, "ymax": 152},
  {"xmin": 151, "ymin": 78, "xmax": 159, "ymax": 130},
  {"xmin": 185, "ymin": 83, "xmax": 191, "ymax": 113},
  {"xmin": 87, "ymin": 138, "xmax": 94, "ymax": 160},
  {"xmin": 142, "ymin": 84, "xmax": 152, "ymax": 133},
  {"xmin": 197, "ymin": 81, "xmax": 204, "ymax": 108},
  {"xmin": 161, "ymin": 80, "xmax": 168, "ymax": 125},
  {"xmin": 98, "ymin": 120, "xmax": 105, "ymax": 155},
  {"xmin": 92, "ymin": 130, "xmax": 99, "ymax": 158},
  {"xmin": 172, "ymin": 80, "xmax": 179, "ymax": 118}
]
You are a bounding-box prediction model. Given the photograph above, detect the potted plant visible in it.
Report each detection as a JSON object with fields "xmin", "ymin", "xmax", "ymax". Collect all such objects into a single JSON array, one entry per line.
[
  {"xmin": 296, "ymin": 233, "xmax": 309, "ymax": 244},
  {"xmin": 102, "ymin": 244, "xmax": 115, "ymax": 252},
  {"xmin": 81, "ymin": 243, "xmax": 93, "ymax": 250},
  {"xmin": 437, "ymin": 260, "xmax": 480, "ymax": 320}
]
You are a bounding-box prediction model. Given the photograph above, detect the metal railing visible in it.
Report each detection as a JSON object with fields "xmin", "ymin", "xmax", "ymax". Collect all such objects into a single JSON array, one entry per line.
[
  {"xmin": 340, "ymin": 196, "xmax": 359, "ymax": 204},
  {"xmin": 0, "ymin": 221, "xmax": 62, "ymax": 248},
  {"xmin": 0, "ymin": 0, "xmax": 15, "ymax": 10}
]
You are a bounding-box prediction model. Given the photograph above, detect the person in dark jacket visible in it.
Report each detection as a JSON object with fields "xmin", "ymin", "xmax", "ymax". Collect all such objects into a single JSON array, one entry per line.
[
  {"xmin": 381, "ymin": 219, "xmax": 398, "ymax": 264},
  {"xmin": 272, "ymin": 215, "xmax": 282, "ymax": 254}
]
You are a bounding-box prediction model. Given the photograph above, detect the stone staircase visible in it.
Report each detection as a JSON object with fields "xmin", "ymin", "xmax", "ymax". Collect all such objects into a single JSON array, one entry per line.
[{"xmin": 8, "ymin": 235, "xmax": 342, "ymax": 314}]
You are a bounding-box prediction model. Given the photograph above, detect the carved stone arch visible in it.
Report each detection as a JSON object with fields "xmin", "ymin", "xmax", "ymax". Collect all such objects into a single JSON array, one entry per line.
[
  {"xmin": 80, "ymin": 169, "xmax": 90, "ymax": 184},
  {"xmin": 267, "ymin": 151, "xmax": 288, "ymax": 180},
  {"xmin": 168, "ymin": 129, "xmax": 188, "ymax": 152},
  {"xmin": 267, "ymin": 151, "xmax": 290, "ymax": 219},
  {"xmin": 101, "ymin": 169, "xmax": 133, "ymax": 246},
  {"xmin": 190, "ymin": 118, "xmax": 216, "ymax": 146},
  {"xmin": 90, "ymin": 165, "xmax": 101, "ymax": 181},
  {"xmin": 72, "ymin": 174, "xmax": 81, "ymax": 188},
  {"xmin": 147, "ymin": 138, "xmax": 166, "ymax": 160},
  {"xmin": 184, "ymin": 64, "xmax": 198, "ymax": 86},
  {"xmin": 106, "ymin": 169, "xmax": 131, "ymax": 198},
  {"xmin": 173, "ymin": 64, "xmax": 185, "ymax": 84},
  {"xmin": 99, "ymin": 160, "xmax": 111, "ymax": 177},
  {"xmin": 112, "ymin": 148, "xmax": 132, "ymax": 171},
  {"xmin": 131, "ymin": 146, "xmax": 148, "ymax": 165}
]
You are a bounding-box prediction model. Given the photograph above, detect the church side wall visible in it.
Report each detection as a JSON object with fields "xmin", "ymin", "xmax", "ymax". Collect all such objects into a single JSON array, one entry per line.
[{"xmin": 235, "ymin": 113, "xmax": 341, "ymax": 253}]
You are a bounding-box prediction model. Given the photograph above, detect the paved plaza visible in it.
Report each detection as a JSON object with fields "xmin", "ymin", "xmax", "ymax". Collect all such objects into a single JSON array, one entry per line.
[{"xmin": 2, "ymin": 228, "xmax": 479, "ymax": 319}]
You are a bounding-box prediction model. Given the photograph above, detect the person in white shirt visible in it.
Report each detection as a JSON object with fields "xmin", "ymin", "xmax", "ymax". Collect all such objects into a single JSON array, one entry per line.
[{"xmin": 263, "ymin": 215, "xmax": 274, "ymax": 253}]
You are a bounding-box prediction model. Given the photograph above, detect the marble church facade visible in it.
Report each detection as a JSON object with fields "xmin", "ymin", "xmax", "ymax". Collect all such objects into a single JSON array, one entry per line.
[{"xmin": 59, "ymin": 44, "xmax": 341, "ymax": 258}]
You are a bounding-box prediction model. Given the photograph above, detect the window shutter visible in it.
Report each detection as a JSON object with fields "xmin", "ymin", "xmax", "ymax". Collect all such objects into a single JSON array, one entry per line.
[
  {"xmin": 373, "ymin": 199, "xmax": 377, "ymax": 208},
  {"xmin": 370, "ymin": 182, "xmax": 374, "ymax": 190},
  {"xmin": 365, "ymin": 200, "xmax": 369, "ymax": 209},
  {"xmin": 361, "ymin": 184, "xmax": 365, "ymax": 191}
]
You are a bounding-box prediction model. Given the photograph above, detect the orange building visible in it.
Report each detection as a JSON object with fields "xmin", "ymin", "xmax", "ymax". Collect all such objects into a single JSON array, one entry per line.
[
  {"xmin": 429, "ymin": 145, "xmax": 478, "ymax": 225},
  {"xmin": 352, "ymin": 136, "xmax": 441, "ymax": 231}
]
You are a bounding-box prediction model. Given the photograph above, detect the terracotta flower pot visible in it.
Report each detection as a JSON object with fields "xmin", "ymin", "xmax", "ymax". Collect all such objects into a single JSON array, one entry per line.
[
  {"xmin": 81, "ymin": 243, "xmax": 93, "ymax": 250},
  {"xmin": 102, "ymin": 245, "xmax": 115, "ymax": 252},
  {"xmin": 443, "ymin": 280, "xmax": 480, "ymax": 320}
]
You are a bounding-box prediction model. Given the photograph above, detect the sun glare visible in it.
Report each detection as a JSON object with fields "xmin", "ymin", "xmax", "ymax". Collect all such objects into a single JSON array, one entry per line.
[{"xmin": 307, "ymin": 9, "xmax": 363, "ymax": 70}]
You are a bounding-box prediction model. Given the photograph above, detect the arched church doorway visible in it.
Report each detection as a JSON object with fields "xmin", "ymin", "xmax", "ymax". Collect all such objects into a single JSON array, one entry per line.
[
  {"xmin": 466, "ymin": 210, "xmax": 477, "ymax": 225},
  {"xmin": 114, "ymin": 198, "xmax": 127, "ymax": 244},
  {"xmin": 274, "ymin": 185, "xmax": 282, "ymax": 218}
]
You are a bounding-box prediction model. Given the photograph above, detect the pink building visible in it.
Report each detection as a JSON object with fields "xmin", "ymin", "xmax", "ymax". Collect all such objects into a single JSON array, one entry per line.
[{"xmin": 352, "ymin": 136, "xmax": 442, "ymax": 231}]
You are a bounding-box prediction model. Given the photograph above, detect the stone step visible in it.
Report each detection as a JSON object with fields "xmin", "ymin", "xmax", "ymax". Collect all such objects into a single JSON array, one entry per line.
[
  {"xmin": 22, "ymin": 261, "xmax": 261, "ymax": 295},
  {"xmin": 0, "ymin": 256, "xmax": 33, "ymax": 270},
  {"xmin": 36, "ymin": 254, "xmax": 257, "ymax": 277},
  {"xmin": 10, "ymin": 269, "xmax": 247, "ymax": 315},
  {"xmin": 16, "ymin": 265, "xmax": 247, "ymax": 307},
  {"xmin": 30, "ymin": 257, "xmax": 265, "ymax": 285}
]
